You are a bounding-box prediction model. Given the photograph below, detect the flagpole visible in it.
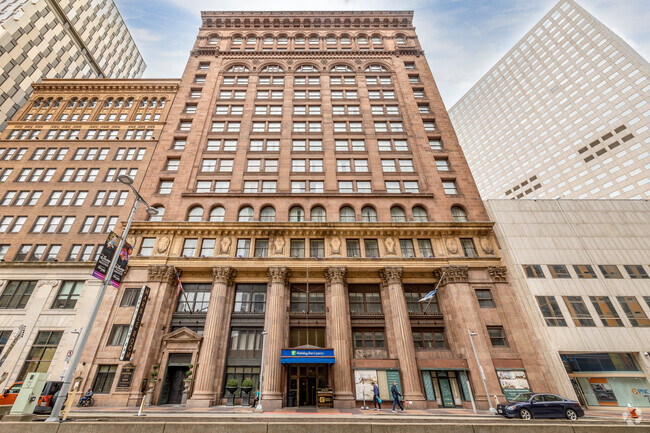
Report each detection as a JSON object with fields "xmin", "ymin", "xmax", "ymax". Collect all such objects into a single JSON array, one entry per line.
[
  {"xmin": 173, "ymin": 266, "xmax": 193, "ymax": 314},
  {"xmin": 423, "ymin": 272, "xmax": 446, "ymax": 312}
]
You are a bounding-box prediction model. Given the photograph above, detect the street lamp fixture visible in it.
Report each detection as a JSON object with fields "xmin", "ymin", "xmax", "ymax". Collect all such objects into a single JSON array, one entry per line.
[
  {"xmin": 46, "ymin": 177, "xmax": 156, "ymax": 422},
  {"xmin": 256, "ymin": 329, "xmax": 268, "ymax": 411},
  {"xmin": 468, "ymin": 329, "xmax": 496, "ymax": 413}
]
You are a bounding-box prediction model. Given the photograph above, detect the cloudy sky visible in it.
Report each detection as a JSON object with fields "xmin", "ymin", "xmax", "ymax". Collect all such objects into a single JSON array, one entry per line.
[{"xmin": 114, "ymin": 0, "xmax": 650, "ymax": 107}]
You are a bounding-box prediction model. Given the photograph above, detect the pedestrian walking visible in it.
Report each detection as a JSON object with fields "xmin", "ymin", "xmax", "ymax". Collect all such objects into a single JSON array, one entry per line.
[
  {"xmin": 390, "ymin": 381, "xmax": 404, "ymax": 412},
  {"xmin": 372, "ymin": 381, "xmax": 381, "ymax": 410}
]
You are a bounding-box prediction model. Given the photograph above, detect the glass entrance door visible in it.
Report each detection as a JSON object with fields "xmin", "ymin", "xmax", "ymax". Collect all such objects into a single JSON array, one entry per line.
[{"xmin": 288, "ymin": 365, "xmax": 328, "ymax": 406}]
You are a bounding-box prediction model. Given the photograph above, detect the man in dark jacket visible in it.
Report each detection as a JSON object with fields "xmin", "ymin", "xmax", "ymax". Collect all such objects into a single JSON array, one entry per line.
[
  {"xmin": 391, "ymin": 381, "xmax": 404, "ymax": 412},
  {"xmin": 372, "ymin": 381, "xmax": 381, "ymax": 410}
]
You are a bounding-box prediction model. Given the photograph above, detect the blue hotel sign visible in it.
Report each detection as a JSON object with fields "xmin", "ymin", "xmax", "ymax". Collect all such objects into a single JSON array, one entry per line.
[{"xmin": 281, "ymin": 348, "xmax": 335, "ymax": 364}]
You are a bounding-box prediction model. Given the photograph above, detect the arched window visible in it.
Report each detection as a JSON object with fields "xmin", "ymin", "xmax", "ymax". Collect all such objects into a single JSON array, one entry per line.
[
  {"xmin": 260, "ymin": 206, "xmax": 276, "ymax": 222},
  {"xmin": 261, "ymin": 65, "xmax": 284, "ymax": 73},
  {"xmin": 451, "ymin": 206, "xmax": 468, "ymax": 222},
  {"xmin": 114, "ymin": 98, "xmax": 123, "ymax": 108},
  {"xmin": 339, "ymin": 206, "xmax": 355, "ymax": 222},
  {"xmin": 238, "ymin": 206, "xmax": 254, "ymax": 222},
  {"xmin": 149, "ymin": 98, "xmax": 157, "ymax": 108},
  {"xmin": 140, "ymin": 98, "xmax": 148, "ymax": 108},
  {"xmin": 67, "ymin": 98, "xmax": 77, "ymax": 108},
  {"xmin": 412, "ymin": 206, "xmax": 428, "ymax": 222},
  {"xmin": 311, "ymin": 206, "xmax": 326, "ymax": 222},
  {"xmin": 125, "ymin": 98, "xmax": 134, "ymax": 108},
  {"xmin": 330, "ymin": 65, "xmax": 353, "ymax": 72},
  {"xmin": 149, "ymin": 206, "xmax": 165, "ymax": 222},
  {"xmin": 52, "ymin": 98, "xmax": 62, "ymax": 108},
  {"xmin": 365, "ymin": 64, "xmax": 388, "ymax": 72},
  {"xmin": 104, "ymin": 98, "xmax": 113, "ymax": 108},
  {"xmin": 209, "ymin": 206, "xmax": 225, "ymax": 222},
  {"xmin": 187, "ymin": 206, "xmax": 203, "ymax": 222},
  {"xmin": 289, "ymin": 206, "xmax": 305, "ymax": 222},
  {"xmin": 361, "ymin": 206, "xmax": 377, "ymax": 222},
  {"xmin": 227, "ymin": 65, "xmax": 249, "ymax": 73},
  {"xmin": 158, "ymin": 97, "xmax": 166, "ymax": 107},
  {"xmin": 89, "ymin": 98, "xmax": 98, "ymax": 108},
  {"xmin": 390, "ymin": 206, "xmax": 406, "ymax": 222},
  {"xmin": 296, "ymin": 65, "xmax": 319, "ymax": 73},
  {"xmin": 34, "ymin": 98, "xmax": 43, "ymax": 108}
]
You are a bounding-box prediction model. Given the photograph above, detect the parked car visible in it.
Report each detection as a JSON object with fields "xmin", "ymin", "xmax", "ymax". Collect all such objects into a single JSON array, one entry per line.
[
  {"xmin": 0, "ymin": 381, "xmax": 64, "ymax": 414},
  {"xmin": 496, "ymin": 392, "xmax": 584, "ymax": 420}
]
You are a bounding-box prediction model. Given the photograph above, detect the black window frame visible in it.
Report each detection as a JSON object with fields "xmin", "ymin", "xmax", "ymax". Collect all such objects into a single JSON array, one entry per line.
[
  {"xmin": 0, "ymin": 280, "xmax": 37, "ymax": 309},
  {"xmin": 51, "ymin": 280, "xmax": 83, "ymax": 309},
  {"xmin": 93, "ymin": 364, "xmax": 117, "ymax": 394}
]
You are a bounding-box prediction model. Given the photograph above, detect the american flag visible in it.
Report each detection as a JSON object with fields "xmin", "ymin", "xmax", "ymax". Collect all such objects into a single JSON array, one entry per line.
[{"xmin": 174, "ymin": 268, "xmax": 184, "ymax": 295}]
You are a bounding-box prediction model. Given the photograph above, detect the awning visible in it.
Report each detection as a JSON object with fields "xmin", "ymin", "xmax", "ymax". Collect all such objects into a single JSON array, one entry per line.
[{"xmin": 281, "ymin": 348, "xmax": 335, "ymax": 364}]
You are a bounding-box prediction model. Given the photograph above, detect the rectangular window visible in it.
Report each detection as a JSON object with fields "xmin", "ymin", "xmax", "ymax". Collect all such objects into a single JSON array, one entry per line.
[
  {"xmin": 120, "ymin": 288, "xmax": 140, "ymax": 307},
  {"xmin": 51, "ymin": 281, "xmax": 83, "ymax": 309},
  {"xmin": 400, "ymin": 239, "xmax": 416, "ymax": 258},
  {"xmin": 563, "ymin": 296, "xmax": 596, "ymax": 327},
  {"xmin": 599, "ymin": 264, "xmax": 622, "ymax": 278},
  {"xmin": 412, "ymin": 329, "xmax": 446, "ymax": 349},
  {"xmin": 107, "ymin": 324, "xmax": 130, "ymax": 346},
  {"xmin": 236, "ymin": 239, "xmax": 251, "ymax": 257},
  {"xmin": 617, "ymin": 296, "xmax": 650, "ymax": 327},
  {"xmin": 346, "ymin": 239, "xmax": 361, "ymax": 258},
  {"xmin": 549, "ymin": 265, "xmax": 571, "ymax": 278},
  {"xmin": 364, "ymin": 239, "xmax": 379, "ymax": 258},
  {"xmin": 442, "ymin": 180, "xmax": 458, "ymax": 194},
  {"xmin": 573, "ymin": 265, "xmax": 597, "ymax": 279},
  {"xmin": 353, "ymin": 330, "xmax": 385, "ymax": 349},
  {"xmin": 182, "ymin": 239, "xmax": 198, "ymax": 257},
  {"xmin": 310, "ymin": 239, "xmax": 325, "ymax": 258},
  {"xmin": 460, "ymin": 238, "xmax": 477, "ymax": 257},
  {"xmin": 624, "ymin": 265, "xmax": 649, "ymax": 279},
  {"xmin": 487, "ymin": 327, "xmax": 508, "ymax": 347},
  {"xmin": 476, "ymin": 289, "xmax": 495, "ymax": 308},
  {"xmin": 254, "ymin": 239, "xmax": 269, "ymax": 258},
  {"xmin": 93, "ymin": 365, "xmax": 117, "ymax": 394},
  {"xmin": 0, "ymin": 281, "xmax": 37, "ymax": 309},
  {"xmin": 418, "ymin": 239, "xmax": 434, "ymax": 258},
  {"xmin": 536, "ymin": 296, "xmax": 567, "ymax": 326},
  {"xmin": 199, "ymin": 239, "xmax": 215, "ymax": 257},
  {"xmin": 139, "ymin": 238, "xmax": 155, "ymax": 256},
  {"xmin": 589, "ymin": 296, "xmax": 623, "ymax": 327},
  {"xmin": 523, "ymin": 264, "xmax": 545, "ymax": 278},
  {"xmin": 290, "ymin": 239, "xmax": 305, "ymax": 258},
  {"xmin": 17, "ymin": 331, "xmax": 62, "ymax": 380}
]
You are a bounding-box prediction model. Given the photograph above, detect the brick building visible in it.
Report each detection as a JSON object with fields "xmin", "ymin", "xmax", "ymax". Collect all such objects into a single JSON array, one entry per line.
[
  {"xmin": 73, "ymin": 11, "xmax": 557, "ymax": 410},
  {"xmin": 0, "ymin": 79, "xmax": 178, "ymax": 389}
]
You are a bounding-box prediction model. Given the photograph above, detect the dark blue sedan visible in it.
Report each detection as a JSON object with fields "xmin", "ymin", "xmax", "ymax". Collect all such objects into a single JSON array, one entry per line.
[{"xmin": 496, "ymin": 393, "xmax": 584, "ymax": 420}]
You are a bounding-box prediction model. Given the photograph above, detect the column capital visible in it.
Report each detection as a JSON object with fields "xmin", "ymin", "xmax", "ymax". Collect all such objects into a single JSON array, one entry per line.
[
  {"xmin": 148, "ymin": 265, "xmax": 176, "ymax": 285},
  {"xmin": 212, "ymin": 266, "xmax": 237, "ymax": 284},
  {"xmin": 487, "ymin": 266, "xmax": 508, "ymax": 283},
  {"xmin": 324, "ymin": 266, "xmax": 347, "ymax": 284},
  {"xmin": 379, "ymin": 266, "xmax": 403, "ymax": 285},
  {"xmin": 267, "ymin": 266, "xmax": 290, "ymax": 284},
  {"xmin": 433, "ymin": 266, "xmax": 468, "ymax": 284}
]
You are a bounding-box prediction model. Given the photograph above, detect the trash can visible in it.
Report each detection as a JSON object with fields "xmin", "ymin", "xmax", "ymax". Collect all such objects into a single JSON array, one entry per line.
[{"xmin": 287, "ymin": 390, "xmax": 297, "ymax": 407}]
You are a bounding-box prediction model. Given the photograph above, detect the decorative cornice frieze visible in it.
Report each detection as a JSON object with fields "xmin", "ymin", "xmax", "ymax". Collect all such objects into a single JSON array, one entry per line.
[
  {"xmin": 378, "ymin": 266, "xmax": 402, "ymax": 285},
  {"xmin": 487, "ymin": 266, "xmax": 508, "ymax": 283},
  {"xmin": 324, "ymin": 266, "xmax": 347, "ymax": 284},
  {"xmin": 433, "ymin": 266, "xmax": 469, "ymax": 284},
  {"xmin": 268, "ymin": 266, "xmax": 290, "ymax": 284},
  {"xmin": 148, "ymin": 265, "xmax": 176, "ymax": 285},
  {"xmin": 36, "ymin": 280, "xmax": 61, "ymax": 289},
  {"xmin": 212, "ymin": 266, "xmax": 237, "ymax": 284}
]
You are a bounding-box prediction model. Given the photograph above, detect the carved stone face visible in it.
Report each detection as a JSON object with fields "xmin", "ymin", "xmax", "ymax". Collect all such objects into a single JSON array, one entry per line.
[{"xmin": 157, "ymin": 237, "xmax": 170, "ymax": 253}]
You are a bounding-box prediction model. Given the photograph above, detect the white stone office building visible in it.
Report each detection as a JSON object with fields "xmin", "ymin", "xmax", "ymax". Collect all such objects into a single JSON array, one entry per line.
[
  {"xmin": 450, "ymin": 0, "xmax": 650, "ymax": 200},
  {"xmin": 486, "ymin": 199, "xmax": 650, "ymax": 409},
  {"xmin": 0, "ymin": 0, "xmax": 146, "ymax": 130}
]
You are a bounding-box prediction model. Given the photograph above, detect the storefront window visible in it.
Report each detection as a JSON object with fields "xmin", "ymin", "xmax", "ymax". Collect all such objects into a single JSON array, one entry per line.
[{"xmin": 422, "ymin": 370, "xmax": 468, "ymax": 407}]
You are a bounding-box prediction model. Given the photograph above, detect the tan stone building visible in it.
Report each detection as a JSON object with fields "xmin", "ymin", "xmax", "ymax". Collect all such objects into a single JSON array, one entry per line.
[
  {"xmin": 0, "ymin": 79, "xmax": 178, "ymax": 390},
  {"xmin": 73, "ymin": 11, "xmax": 557, "ymax": 410},
  {"xmin": 0, "ymin": 0, "xmax": 147, "ymax": 131},
  {"xmin": 486, "ymin": 199, "xmax": 650, "ymax": 409}
]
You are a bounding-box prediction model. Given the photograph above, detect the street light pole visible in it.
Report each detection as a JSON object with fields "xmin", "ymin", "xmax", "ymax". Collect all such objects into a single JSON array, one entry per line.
[
  {"xmin": 46, "ymin": 176, "xmax": 156, "ymax": 422},
  {"xmin": 256, "ymin": 329, "xmax": 267, "ymax": 411},
  {"xmin": 468, "ymin": 329, "xmax": 496, "ymax": 413}
]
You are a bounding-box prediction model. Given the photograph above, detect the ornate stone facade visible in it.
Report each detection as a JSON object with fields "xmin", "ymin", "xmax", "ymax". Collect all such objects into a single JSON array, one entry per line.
[{"xmin": 71, "ymin": 10, "xmax": 555, "ymax": 411}]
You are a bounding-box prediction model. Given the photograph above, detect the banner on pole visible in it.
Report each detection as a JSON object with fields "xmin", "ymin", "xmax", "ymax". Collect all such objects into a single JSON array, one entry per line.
[
  {"xmin": 92, "ymin": 232, "xmax": 133, "ymax": 288},
  {"xmin": 120, "ymin": 285, "xmax": 150, "ymax": 361}
]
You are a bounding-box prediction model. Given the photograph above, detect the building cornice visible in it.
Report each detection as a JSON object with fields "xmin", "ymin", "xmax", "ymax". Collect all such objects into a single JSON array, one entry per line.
[
  {"xmin": 190, "ymin": 48, "xmax": 422, "ymax": 59},
  {"xmin": 31, "ymin": 80, "xmax": 180, "ymax": 94},
  {"xmin": 200, "ymin": 11, "xmax": 414, "ymax": 30}
]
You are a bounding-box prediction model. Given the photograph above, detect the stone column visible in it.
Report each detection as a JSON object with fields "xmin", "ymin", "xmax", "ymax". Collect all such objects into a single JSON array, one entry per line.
[
  {"xmin": 379, "ymin": 267, "xmax": 426, "ymax": 408},
  {"xmin": 188, "ymin": 266, "xmax": 236, "ymax": 407},
  {"xmin": 261, "ymin": 266, "xmax": 290, "ymax": 409},
  {"xmin": 324, "ymin": 266, "xmax": 355, "ymax": 408},
  {"xmin": 434, "ymin": 266, "xmax": 503, "ymax": 409}
]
